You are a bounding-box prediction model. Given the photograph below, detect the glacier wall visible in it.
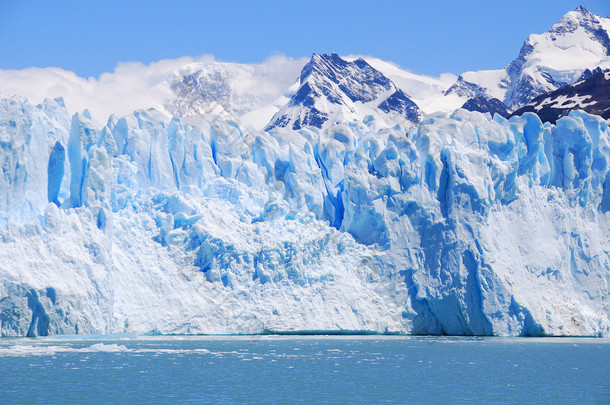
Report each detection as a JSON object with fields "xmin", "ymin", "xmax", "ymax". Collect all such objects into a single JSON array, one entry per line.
[{"xmin": 0, "ymin": 95, "xmax": 608, "ymax": 337}]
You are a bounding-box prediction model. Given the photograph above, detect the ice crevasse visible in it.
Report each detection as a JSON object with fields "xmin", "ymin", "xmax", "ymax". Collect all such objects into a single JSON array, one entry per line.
[{"xmin": 0, "ymin": 95, "xmax": 608, "ymax": 337}]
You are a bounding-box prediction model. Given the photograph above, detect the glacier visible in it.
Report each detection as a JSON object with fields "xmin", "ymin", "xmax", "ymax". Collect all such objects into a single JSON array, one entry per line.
[{"xmin": 0, "ymin": 92, "xmax": 608, "ymax": 337}]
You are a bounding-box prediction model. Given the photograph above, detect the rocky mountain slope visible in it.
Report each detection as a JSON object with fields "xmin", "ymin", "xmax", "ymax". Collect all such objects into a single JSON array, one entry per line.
[{"xmin": 511, "ymin": 71, "xmax": 610, "ymax": 123}]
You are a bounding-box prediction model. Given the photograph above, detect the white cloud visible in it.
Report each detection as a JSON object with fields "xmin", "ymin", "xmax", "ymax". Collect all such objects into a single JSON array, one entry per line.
[{"xmin": 0, "ymin": 54, "xmax": 306, "ymax": 126}]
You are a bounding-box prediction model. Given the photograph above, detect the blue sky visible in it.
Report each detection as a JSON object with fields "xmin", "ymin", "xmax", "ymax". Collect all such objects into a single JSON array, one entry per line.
[{"xmin": 1, "ymin": 0, "xmax": 609, "ymax": 77}]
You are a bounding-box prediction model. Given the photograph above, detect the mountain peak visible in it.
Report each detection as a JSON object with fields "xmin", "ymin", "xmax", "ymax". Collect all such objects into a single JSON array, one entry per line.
[
  {"xmin": 300, "ymin": 53, "xmax": 350, "ymax": 84},
  {"xmin": 311, "ymin": 52, "xmax": 341, "ymax": 61},
  {"xmin": 550, "ymin": 5, "xmax": 602, "ymax": 35},
  {"xmin": 266, "ymin": 54, "xmax": 422, "ymax": 130},
  {"xmin": 309, "ymin": 53, "xmax": 343, "ymax": 67},
  {"xmin": 502, "ymin": 6, "xmax": 610, "ymax": 108}
]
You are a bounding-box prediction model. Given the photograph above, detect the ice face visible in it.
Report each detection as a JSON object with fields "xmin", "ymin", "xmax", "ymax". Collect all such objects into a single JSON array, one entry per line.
[
  {"xmin": 47, "ymin": 142, "xmax": 65, "ymax": 206},
  {"xmin": 0, "ymin": 96, "xmax": 608, "ymax": 337},
  {"xmin": 0, "ymin": 97, "xmax": 70, "ymax": 225},
  {"xmin": 67, "ymin": 113, "xmax": 100, "ymax": 208}
]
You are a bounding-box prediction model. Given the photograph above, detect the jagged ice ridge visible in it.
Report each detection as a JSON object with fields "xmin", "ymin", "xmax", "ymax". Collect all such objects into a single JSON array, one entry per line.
[{"xmin": 0, "ymin": 93, "xmax": 608, "ymax": 337}]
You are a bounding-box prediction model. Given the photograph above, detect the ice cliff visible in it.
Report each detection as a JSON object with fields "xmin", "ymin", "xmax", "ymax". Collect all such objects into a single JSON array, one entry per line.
[{"xmin": 0, "ymin": 93, "xmax": 608, "ymax": 337}]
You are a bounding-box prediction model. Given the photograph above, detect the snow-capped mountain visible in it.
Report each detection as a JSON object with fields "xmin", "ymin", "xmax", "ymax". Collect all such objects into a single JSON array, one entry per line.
[
  {"xmin": 444, "ymin": 69, "xmax": 509, "ymax": 106},
  {"xmin": 448, "ymin": 6, "xmax": 610, "ymax": 112},
  {"xmin": 345, "ymin": 56, "xmax": 458, "ymax": 114},
  {"xmin": 505, "ymin": 6, "xmax": 610, "ymax": 108},
  {"xmin": 266, "ymin": 53, "xmax": 423, "ymax": 131},
  {"xmin": 1, "ymin": 7, "xmax": 607, "ymax": 132},
  {"xmin": 511, "ymin": 71, "xmax": 610, "ymax": 123},
  {"xmin": 164, "ymin": 58, "xmax": 305, "ymax": 129}
]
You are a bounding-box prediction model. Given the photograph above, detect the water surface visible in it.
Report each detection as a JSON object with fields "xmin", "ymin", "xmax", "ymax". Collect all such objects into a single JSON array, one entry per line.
[{"xmin": 0, "ymin": 335, "xmax": 608, "ymax": 403}]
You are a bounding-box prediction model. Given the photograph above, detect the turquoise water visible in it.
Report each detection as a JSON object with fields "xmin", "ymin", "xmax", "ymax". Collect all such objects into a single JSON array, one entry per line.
[{"xmin": 0, "ymin": 336, "xmax": 608, "ymax": 403}]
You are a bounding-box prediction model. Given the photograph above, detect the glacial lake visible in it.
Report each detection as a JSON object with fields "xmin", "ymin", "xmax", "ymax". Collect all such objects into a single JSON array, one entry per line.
[{"xmin": 0, "ymin": 335, "xmax": 608, "ymax": 403}]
